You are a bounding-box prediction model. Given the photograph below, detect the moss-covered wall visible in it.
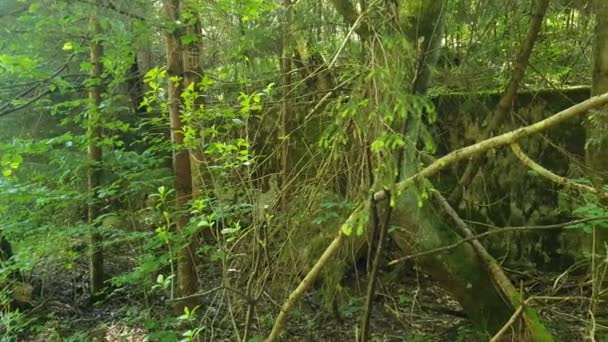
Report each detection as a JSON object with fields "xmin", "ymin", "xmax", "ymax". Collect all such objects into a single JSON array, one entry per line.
[{"xmin": 432, "ymin": 86, "xmax": 590, "ymax": 270}]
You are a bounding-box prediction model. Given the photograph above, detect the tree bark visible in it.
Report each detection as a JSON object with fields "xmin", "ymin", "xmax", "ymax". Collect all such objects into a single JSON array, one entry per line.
[
  {"xmin": 163, "ymin": 0, "xmax": 199, "ymax": 311},
  {"xmin": 279, "ymin": 0, "xmax": 292, "ymax": 209},
  {"xmin": 587, "ymin": 0, "xmax": 608, "ymax": 324},
  {"xmin": 87, "ymin": 13, "xmax": 105, "ymax": 296},
  {"xmin": 588, "ymin": 0, "xmax": 608, "ymax": 182}
]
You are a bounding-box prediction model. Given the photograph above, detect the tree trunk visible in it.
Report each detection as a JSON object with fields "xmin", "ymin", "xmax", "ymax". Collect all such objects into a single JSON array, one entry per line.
[
  {"xmin": 181, "ymin": 2, "xmax": 204, "ymax": 199},
  {"xmin": 162, "ymin": 0, "xmax": 199, "ymax": 311},
  {"xmin": 588, "ymin": 0, "xmax": 608, "ymax": 178},
  {"xmin": 279, "ymin": 0, "xmax": 292, "ymax": 209},
  {"xmin": 587, "ymin": 0, "xmax": 608, "ymax": 323},
  {"xmin": 87, "ymin": 13, "xmax": 105, "ymax": 296}
]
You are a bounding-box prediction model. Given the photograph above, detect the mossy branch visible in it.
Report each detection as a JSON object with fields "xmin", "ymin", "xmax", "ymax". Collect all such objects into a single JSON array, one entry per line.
[
  {"xmin": 375, "ymin": 92, "xmax": 608, "ymax": 201},
  {"xmin": 433, "ymin": 191, "xmax": 553, "ymax": 341},
  {"xmin": 511, "ymin": 143, "xmax": 608, "ymax": 199}
]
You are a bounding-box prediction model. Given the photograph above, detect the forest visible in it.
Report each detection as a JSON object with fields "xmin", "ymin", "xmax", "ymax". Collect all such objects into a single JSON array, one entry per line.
[{"xmin": 1, "ymin": 0, "xmax": 608, "ymax": 340}]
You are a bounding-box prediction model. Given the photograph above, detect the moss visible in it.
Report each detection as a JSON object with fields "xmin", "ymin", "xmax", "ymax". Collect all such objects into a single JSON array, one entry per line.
[
  {"xmin": 390, "ymin": 186, "xmax": 513, "ymax": 333},
  {"xmin": 507, "ymin": 291, "xmax": 554, "ymax": 342}
]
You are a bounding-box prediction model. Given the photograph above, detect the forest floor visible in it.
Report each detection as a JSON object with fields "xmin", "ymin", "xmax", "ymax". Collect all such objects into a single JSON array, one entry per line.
[{"xmin": 12, "ymin": 256, "xmax": 596, "ymax": 342}]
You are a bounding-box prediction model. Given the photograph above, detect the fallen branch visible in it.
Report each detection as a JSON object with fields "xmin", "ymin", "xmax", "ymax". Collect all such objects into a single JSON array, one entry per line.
[
  {"xmin": 510, "ymin": 143, "xmax": 608, "ymax": 199},
  {"xmin": 266, "ymin": 93, "xmax": 608, "ymax": 341},
  {"xmin": 489, "ymin": 303, "xmax": 526, "ymax": 342},
  {"xmin": 374, "ymin": 92, "xmax": 608, "ymax": 201},
  {"xmin": 433, "ymin": 191, "xmax": 553, "ymax": 341}
]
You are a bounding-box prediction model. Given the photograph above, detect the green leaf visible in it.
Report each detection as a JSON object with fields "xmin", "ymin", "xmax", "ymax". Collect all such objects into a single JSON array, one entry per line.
[
  {"xmin": 341, "ymin": 222, "xmax": 353, "ymax": 236},
  {"xmin": 370, "ymin": 139, "xmax": 385, "ymax": 153},
  {"xmin": 62, "ymin": 42, "xmax": 74, "ymax": 51},
  {"xmin": 197, "ymin": 220, "xmax": 212, "ymax": 227},
  {"xmin": 29, "ymin": 3, "xmax": 40, "ymax": 13},
  {"xmin": 182, "ymin": 33, "xmax": 198, "ymax": 45}
]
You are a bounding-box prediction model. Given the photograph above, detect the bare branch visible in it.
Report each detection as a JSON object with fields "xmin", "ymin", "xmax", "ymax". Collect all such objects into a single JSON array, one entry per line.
[
  {"xmin": 72, "ymin": 0, "xmax": 145, "ymax": 21},
  {"xmin": 0, "ymin": 55, "xmax": 74, "ymax": 118},
  {"xmin": 387, "ymin": 215, "xmax": 608, "ymax": 266}
]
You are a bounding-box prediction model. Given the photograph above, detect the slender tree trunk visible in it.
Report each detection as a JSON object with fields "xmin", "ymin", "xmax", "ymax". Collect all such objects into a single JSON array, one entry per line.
[
  {"xmin": 163, "ymin": 0, "xmax": 199, "ymax": 311},
  {"xmin": 589, "ymin": 0, "xmax": 608, "ymax": 177},
  {"xmin": 180, "ymin": 0, "xmax": 209, "ymax": 291},
  {"xmin": 181, "ymin": 2, "xmax": 214, "ymax": 246},
  {"xmin": 87, "ymin": 13, "xmax": 104, "ymax": 296},
  {"xmin": 181, "ymin": 2, "xmax": 204, "ymax": 199},
  {"xmin": 279, "ymin": 0, "xmax": 292, "ymax": 208},
  {"xmin": 588, "ymin": 0, "xmax": 608, "ymax": 323}
]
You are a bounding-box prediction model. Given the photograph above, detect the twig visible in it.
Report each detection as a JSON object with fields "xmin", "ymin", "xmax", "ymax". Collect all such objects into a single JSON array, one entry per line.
[
  {"xmin": 167, "ymin": 286, "xmax": 244, "ymax": 303},
  {"xmin": 265, "ymin": 232, "xmax": 347, "ymax": 342},
  {"xmin": 242, "ymin": 226, "xmax": 263, "ymax": 342},
  {"xmin": 590, "ymin": 227, "xmax": 598, "ymax": 342},
  {"xmin": 490, "ymin": 304, "xmax": 525, "ymax": 342},
  {"xmin": 388, "ymin": 215, "xmax": 608, "ymax": 266},
  {"xmin": 589, "ymin": 309, "xmax": 597, "ymax": 342},
  {"xmin": 359, "ymin": 192, "xmax": 389, "ymax": 341}
]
